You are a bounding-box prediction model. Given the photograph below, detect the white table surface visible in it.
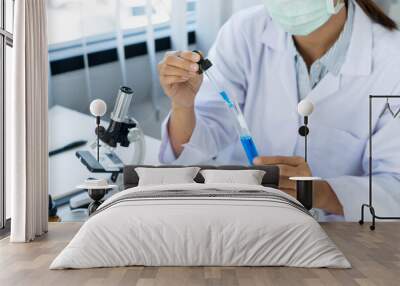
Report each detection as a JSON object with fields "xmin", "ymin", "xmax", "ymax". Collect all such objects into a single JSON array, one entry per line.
[{"xmin": 49, "ymin": 105, "xmax": 161, "ymax": 200}]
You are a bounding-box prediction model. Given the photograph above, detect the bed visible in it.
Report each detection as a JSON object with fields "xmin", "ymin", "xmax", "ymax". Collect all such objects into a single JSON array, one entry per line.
[{"xmin": 50, "ymin": 165, "xmax": 350, "ymax": 269}]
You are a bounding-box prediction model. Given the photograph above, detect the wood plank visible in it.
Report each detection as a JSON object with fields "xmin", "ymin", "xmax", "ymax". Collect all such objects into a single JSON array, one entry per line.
[{"xmin": 0, "ymin": 222, "xmax": 399, "ymax": 286}]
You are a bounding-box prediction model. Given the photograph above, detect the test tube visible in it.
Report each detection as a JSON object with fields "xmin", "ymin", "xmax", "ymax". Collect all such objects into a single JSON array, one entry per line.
[{"xmin": 205, "ymin": 70, "xmax": 259, "ymax": 165}]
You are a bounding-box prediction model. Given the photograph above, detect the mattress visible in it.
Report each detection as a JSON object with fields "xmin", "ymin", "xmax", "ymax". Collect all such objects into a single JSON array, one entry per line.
[{"xmin": 50, "ymin": 183, "xmax": 351, "ymax": 269}]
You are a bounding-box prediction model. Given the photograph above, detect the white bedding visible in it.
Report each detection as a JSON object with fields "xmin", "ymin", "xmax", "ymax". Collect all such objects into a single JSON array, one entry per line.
[{"xmin": 50, "ymin": 183, "xmax": 351, "ymax": 269}]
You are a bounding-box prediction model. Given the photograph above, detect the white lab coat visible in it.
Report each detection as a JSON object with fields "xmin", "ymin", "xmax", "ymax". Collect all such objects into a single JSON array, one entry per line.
[{"xmin": 159, "ymin": 3, "xmax": 400, "ymax": 221}]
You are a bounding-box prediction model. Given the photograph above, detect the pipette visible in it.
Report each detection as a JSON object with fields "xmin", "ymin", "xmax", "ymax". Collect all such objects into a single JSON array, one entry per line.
[{"xmin": 194, "ymin": 51, "xmax": 259, "ymax": 165}]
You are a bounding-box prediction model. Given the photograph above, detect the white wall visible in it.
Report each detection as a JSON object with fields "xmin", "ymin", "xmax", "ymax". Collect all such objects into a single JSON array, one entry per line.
[
  {"xmin": 196, "ymin": 0, "xmax": 263, "ymax": 53},
  {"xmin": 232, "ymin": 0, "xmax": 263, "ymax": 12},
  {"xmin": 196, "ymin": 0, "xmax": 232, "ymax": 53},
  {"xmin": 386, "ymin": 0, "xmax": 400, "ymax": 22}
]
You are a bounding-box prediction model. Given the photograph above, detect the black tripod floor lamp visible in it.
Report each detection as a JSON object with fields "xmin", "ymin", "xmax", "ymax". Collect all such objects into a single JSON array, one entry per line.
[{"xmin": 359, "ymin": 95, "xmax": 400, "ymax": 231}]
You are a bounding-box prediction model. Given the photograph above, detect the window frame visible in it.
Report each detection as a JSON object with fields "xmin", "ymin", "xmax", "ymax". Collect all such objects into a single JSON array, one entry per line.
[
  {"xmin": 48, "ymin": 21, "xmax": 196, "ymax": 62},
  {"xmin": 48, "ymin": 1, "xmax": 197, "ymax": 62},
  {"xmin": 0, "ymin": 0, "xmax": 13, "ymax": 233}
]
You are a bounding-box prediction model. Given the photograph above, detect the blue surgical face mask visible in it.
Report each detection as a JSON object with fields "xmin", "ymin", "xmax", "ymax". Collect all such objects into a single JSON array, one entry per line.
[{"xmin": 264, "ymin": 0, "xmax": 345, "ymax": 36}]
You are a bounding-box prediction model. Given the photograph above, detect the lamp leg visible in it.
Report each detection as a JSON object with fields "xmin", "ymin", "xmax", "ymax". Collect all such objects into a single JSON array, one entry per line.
[
  {"xmin": 304, "ymin": 116, "xmax": 308, "ymax": 163},
  {"xmin": 97, "ymin": 132, "xmax": 100, "ymax": 162},
  {"xmin": 305, "ymin": 133, "xmax": 308, "ymax": 163},
  {"xmin": 370, "ymin": 207, "xmax": 376, "ymax": 231},
  {"xmin": 296, "ymin": 180, "xmax": 313, "ymax": 211},
  {"xmin": 298, "ymin": 119, "xmax": 310, "ymax": 163},
  {"xmin": 359, "ymin": 204, "xmax": 366, "ymax": 225},
  {"xmin": 96, "ymin": 116, "xmax": 100, "ymax": 162},
  {"xmin": 87, "ymin": 188, "xmax": 107, "ymax": 215}
]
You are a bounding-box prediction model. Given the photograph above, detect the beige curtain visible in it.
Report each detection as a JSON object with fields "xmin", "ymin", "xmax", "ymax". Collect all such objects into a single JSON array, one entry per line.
[{"xmin": 8, "ymin": 0, "xmax": 49, "ymax": 242}]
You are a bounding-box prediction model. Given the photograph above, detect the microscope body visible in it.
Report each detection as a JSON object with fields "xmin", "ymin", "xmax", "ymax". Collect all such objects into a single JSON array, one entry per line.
[{"xmin": 97, "ymin": 118, "xmax": 137, "ymax": 148}]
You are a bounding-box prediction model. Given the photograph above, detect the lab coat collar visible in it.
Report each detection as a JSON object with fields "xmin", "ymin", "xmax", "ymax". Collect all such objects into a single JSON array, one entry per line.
[
  {"xmin": 262, "ymin": 2, "xmax": 373, "ymax": 76},
  {"xmin": 262, "ymin": 16, "xmax": 288, "ymax": 52}
]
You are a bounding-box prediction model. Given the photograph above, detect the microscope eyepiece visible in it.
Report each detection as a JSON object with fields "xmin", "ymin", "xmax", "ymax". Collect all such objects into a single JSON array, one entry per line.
[
  {"xmin": 98, "ymin": 86, "xmax": 137, "ymax": 148},
  {"xmin": 111, "ymin": 87, "xmax": 135, "ymax": 123},
  {"xmin": 120, "ymin": 86, "xmax": 133, "ymax": 95}
]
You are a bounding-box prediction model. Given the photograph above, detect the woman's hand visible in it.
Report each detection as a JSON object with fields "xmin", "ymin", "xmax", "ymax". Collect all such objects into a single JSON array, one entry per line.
[
  {"xmin": 254, "ymin": 156, "xmax": 311, "ymax": 195},
  {"xmin": 158, "ymin": 51, "xmax": 204, "ymax": 108},
  {"xmin": 253, "ymin": 156, "xmax": 344, "ymax": 215},
  {"xmin": 158, "ymin": 51, "xmax": 203, "ymax": 156}
]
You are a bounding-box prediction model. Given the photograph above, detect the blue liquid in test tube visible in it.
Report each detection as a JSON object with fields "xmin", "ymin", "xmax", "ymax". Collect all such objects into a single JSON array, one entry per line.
[
  {"xmin": 219, "ymin": 91, "xmax": 234, "ymax": 108},
  {"xmin": 205, "ymin": 71, "xmax": 259, "ymax": 165},
  {"xmin": 240, "ymin": 135, "xmax": 259, "ymax": 166}
]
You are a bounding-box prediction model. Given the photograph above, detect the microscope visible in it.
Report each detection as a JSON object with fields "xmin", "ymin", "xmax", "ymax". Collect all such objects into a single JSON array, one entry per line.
[
  {"xmin": 76, "ymin": 86, "xmax": 145, "ymax": 183},
  {"xmin": 72, "ymin": 87, "xmax": 145, "ymax": 212}
]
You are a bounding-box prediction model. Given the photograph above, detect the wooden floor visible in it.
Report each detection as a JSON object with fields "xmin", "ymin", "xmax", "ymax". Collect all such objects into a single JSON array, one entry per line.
[{"xmin": 0, "ymin": 222, "xmax": 399, "ymax": 286}]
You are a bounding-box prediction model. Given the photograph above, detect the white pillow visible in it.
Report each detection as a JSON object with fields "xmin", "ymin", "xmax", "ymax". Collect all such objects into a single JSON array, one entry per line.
[
  {"xmin": 200, "ymin": 169, "xmax": 266, "ymax": 185},
  {"xmin": 135, "ymin": 167, "xmax": 201, "ymax": 186}
]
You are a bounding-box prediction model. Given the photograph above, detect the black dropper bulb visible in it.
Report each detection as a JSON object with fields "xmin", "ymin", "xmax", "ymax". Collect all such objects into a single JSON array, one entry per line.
[{"xmin": 193, "ymin": 50, "xmax": 213, "ymax": 74}]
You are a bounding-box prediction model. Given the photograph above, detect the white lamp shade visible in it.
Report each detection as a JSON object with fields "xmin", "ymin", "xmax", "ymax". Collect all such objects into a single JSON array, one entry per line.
[
  {"xmin": 298, "ymin": 99, "xmax": 314, "ymax": 117},
  {"xmin": 90, "ymin": 99, "xmax": 107, "ymax": 117}
]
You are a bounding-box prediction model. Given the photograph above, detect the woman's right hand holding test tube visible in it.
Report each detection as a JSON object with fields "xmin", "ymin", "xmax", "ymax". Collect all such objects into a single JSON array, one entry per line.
[{"xmin": 158, "ymin": 51, "xmax": 204, "ymax": 156}]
